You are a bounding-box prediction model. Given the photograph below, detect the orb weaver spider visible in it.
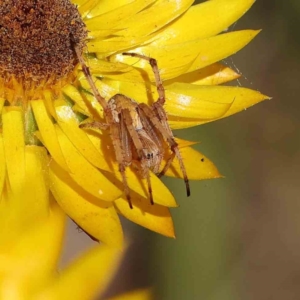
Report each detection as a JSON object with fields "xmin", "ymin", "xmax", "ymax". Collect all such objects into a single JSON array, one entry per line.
[{"xmin": 74, "ymin": 46, "xmax": 190, "ymax": 209}]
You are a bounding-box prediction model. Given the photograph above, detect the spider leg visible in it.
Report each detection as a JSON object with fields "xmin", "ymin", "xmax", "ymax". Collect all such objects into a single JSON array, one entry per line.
[
  {"xmin": 158, "ymin": 152, "xmax": 175, "ymax": 178},
  {"xmin": 137, "ymin": 106, "xmax": 164, "ymax": 174},
  {"xmin": 119, "ymin": 163, "xmax": 132, "ymax": 209},
  {"xmin": 120, "ymin": 113, "xmax": 132, "ymax": 165},
  {"xmin": 79, "ymin": 121, "xmax": 109, "ymax": 130},
  {"xmin": 145, "ymin": 169, "xmax": 154, "ymax": 205},
  {"xmin": 139, "ymin": 103, "xmax": 190, "ymax": 197},
  {"xmin": 110, "ymin": 118, "xmax": 133, "ymax": 209},
  {"xmin": 122, "ymin": 108, "xmax": 154, "ymax": 205},
  {"xmin": 79, "ymin": 119, "xmax": 134, "ymax": 207},
  {"xmin": 122, "ymin": 53, "xmax": 187, "ymax": 189},
  {"xmin": 73, "ymin": 42, "xmax": 108, "ymax": 110},
  {"xmin": 122, "ymin": 53, "xmax": 165, "ymax": 105}
]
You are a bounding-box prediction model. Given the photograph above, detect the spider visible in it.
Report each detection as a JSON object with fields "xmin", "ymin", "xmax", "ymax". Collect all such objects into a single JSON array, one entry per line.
[{"xmin": 74, "ymin": 46, "xmax": 190, "ymax": 209}]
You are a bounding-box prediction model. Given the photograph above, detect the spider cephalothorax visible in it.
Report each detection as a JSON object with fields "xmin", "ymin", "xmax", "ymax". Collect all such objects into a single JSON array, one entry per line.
[{"xmin": 74, "ymin": 45, "xmax": 190, "ymax": 208}]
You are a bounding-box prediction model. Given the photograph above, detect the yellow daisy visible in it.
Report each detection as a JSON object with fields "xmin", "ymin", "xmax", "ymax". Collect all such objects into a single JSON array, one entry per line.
[{"xmin": 0, "ymin": 0, "xmax": 269, "ymax": 246}]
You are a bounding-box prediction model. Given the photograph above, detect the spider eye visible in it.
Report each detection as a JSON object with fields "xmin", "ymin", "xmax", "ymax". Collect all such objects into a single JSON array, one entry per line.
[{"xmin": 147, "ymin": 153, "xmax": 151, "ymax": 159}]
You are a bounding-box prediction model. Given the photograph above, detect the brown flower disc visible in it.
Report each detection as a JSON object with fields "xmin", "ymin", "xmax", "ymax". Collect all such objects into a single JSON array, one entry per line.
[{"xmin": 0, "ymin": 0, "xmax": 87, "ymax": 85}]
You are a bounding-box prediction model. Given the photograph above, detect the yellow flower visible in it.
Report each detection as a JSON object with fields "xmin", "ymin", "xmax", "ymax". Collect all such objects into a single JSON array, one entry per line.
[
  {"xmin": 0, "ymin": 0, "xmax": 269, "ymax": 246},
  {"xmin": 0, "ymin": 199, "xmax": 150, "ymax": 300}
]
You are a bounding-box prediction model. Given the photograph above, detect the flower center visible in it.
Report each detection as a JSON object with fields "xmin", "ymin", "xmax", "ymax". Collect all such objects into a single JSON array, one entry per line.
[{"xmin": 0, "ymin": 0, "xmax": 87, "ymax": 95}]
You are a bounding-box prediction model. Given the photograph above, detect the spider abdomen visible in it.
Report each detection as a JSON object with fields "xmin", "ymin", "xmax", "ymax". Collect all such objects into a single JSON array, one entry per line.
[{"xmin": 137, "ymin": 129, "xmax": 163, "ymax": 175}]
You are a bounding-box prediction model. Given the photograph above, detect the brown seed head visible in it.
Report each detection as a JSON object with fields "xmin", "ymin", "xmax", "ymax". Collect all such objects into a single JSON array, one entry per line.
[{"xmin": 0, "ymin": 0, "xmax": 87, "ymax": 87}]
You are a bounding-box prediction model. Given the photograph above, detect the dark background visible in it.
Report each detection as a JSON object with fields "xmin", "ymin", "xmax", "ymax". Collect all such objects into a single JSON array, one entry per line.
[{"xmin": 63, "ymin": 1, "xmax": 300, "ymax": 299}]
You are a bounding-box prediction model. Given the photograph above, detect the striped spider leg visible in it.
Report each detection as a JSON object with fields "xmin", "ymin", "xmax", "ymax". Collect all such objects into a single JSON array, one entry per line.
[{"xmin": 74, "ymin": 46, "xmax": 190, "ymax": 208}]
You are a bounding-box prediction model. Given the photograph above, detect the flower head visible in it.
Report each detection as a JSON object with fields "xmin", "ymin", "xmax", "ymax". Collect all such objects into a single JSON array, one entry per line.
[{"xmin": 0, "ymin": 0, "xmax": 269, "ymax": 246}]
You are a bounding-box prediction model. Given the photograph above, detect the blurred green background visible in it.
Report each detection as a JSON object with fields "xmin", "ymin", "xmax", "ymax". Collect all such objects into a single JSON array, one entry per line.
[{"xmin": 63, "ymin": 1, "xmax": 300, "ymax": 299}]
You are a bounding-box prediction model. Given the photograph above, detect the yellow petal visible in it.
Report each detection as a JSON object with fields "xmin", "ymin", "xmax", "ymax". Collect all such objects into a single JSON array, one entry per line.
[
  {"xmin": 77, "ymin": 0, "xmax": 97, "ymax": 19},
  {"xmin": 176, "ymin": 138, "xmax": 198, "ymax": 148},
  {"xmin": 116, "ymin": 30, "xmax": 260, "ymax": 81},
  {"xmin": 0, "ymin": 97, "xmax": 5, "ymax": 112},
  {"xmin": 55, "ymin": 125, "xmax": 121, "ymax": 201},
  {"xmin": 186, "ymin": 30, "xmax": 260, "ymax": 74},
  {"xmin": 87, "ymin": 58, "xmax": 133, "ymax": 74},
  {"xmin": 88, "ymin": 28, "xmax": 120, "ymax": 39},
  {"xmin": 168, "ymin": 85, "xmax": 270, "ymax": 129},
  {"xmin": 55, "ymin": 103, "xmax": 109, "ymax": 170},
  {"xmin": 165, "ymin": 63, "xmax": 241, "ymax": 86},
  {"xmin": 42, "ymin": 199, "xmax": 66, "ymax": 271},
  {"xmin": 79, "ymin": 73, "xmax": 121, "ymax": 95},
  {"xmin": 0, "ymin": 134, "xmax": 6, "ymax": 197},
  {"xmin": 87, "ymin": 0, "xmax": 134, "ymax": 18},
  {"xmin": 72, "ymin": 103, "xmax": 90, "ymax": 117},
  {"xmin": 117, "ymin": 79, "xmax": 150, "ymax": 102},
  {"xmin": 115, "ymin": 0, "xmax": 194, "ymax": 37},
  {"xmin": 85, "ymin": 0, "xmax": 155, "ymax": 31},
  {"xmin": 115, "ymin": 197, "xmax": 175, "ymax": 238},
  {"xmin": 165, "ymin": 147, "xmax": 222, "ymax": 180},
  {"xmin": 113, "ymin": 51, "xmax": 192, "ymax": 82},
  {"xmin": 165, "ymin": 83, "xmax": 233, "ymax": 119},
  {"xmin": 0, "ymin": 201, "xmax": 65, "ymax": 298},
  {"xmin": 62, "ymin": 84, "xmax": 93, "ymax": 117},
  {"xmin": 23, "ymin": 146, "xmax": 49, "ymax": 219},
  {"xmin": 3, "ymin": 201, "xmax": 65, "ymax": 275},
  {"xmin": 151, "ymin": 0, "xmax": 255, "ymax": 46},
  {"xmin": 88, "ymin": 35, "xmax": 151, "ymax": 54},
  {"xmin": 49, "ymin": 160, "xmax": 123, "ymax": 247},
  {"xmin": 101, "ymin": 68, "xmax": 152, "ymax": 85},
  {"xmin": 43, "ymin": 89, "xmax": 57, "ymax": 118},
  {"xmin": 31, "ymin": 100, "xmax": 69, "ymax": 171},
  {"xmin": 105, "ymin": 64, "xmax": 240, "ymax": 100},
  {"xmin": 0, "ymin": 146, "xmax": 51, "ymax": 245},
  {"xmin": 2, "ymin": 107, "xmax": 25, "ymax": 195},
  {"xmin": 108, "ymin": 288, "xmax": 152, "ymax": 300},
  {"xmin": 37, "ymin": 246, "xmax": 123, "ymax": 300},
  {"xmin": 104, "ymin": 62, "xmax": 237, "ymax": 87},
  {"xmin": 72, "ymin": 0, "xmax": 89, "ymax": 7},
  {"xmin": 207, "ymin": 87, "xmax": 270, "ymax": 123},
  {"xmin": 0, "ymin": 186, "xmax": 19, "ymax": 245},
  {"xmin": 62, "ymin": 83, "xmax": 104, "ymax": 119}
]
